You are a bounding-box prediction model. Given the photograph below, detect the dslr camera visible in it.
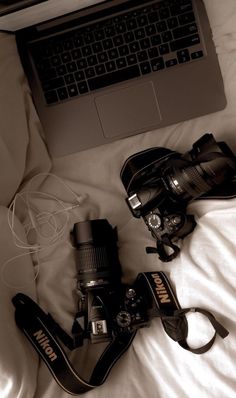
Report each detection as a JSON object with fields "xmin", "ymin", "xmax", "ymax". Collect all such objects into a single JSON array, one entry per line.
[
  {"xmin": 71, "ymin": 219, "xmax": 151, "ymax": 345},
  {"xmin": 121, "ymin": 133, "xmax": 236, "ymax": 262}
]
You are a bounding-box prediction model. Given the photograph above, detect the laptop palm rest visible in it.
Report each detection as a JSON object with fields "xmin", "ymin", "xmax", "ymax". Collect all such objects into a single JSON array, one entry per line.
[{"xmin": 95, "ymin": 81, "xmax": 162, "ymax": 139}]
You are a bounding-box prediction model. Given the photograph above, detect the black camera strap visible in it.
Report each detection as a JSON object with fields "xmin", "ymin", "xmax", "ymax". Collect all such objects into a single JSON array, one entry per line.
[
  {"xmin": 12, "ymin": 272, "xmax": 228, "ymax": 395},
  {"xmin": 136, "ymin": 272, "xmax": 229, "ymax": 354},
  {"xmin": 12, "ymin": 293, "xmax": 136, "ymax": 395}
]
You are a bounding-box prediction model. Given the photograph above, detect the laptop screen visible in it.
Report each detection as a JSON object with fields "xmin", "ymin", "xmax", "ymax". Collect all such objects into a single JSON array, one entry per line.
[{"xmin": 0, "ymin": 0, "xmax": 106, "ymax": 31}]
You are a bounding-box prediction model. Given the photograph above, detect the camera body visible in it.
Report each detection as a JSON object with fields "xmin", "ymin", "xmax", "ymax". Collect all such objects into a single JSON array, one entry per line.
[
  {"xmin": 72, "ymin": 219, "xmax": 150, "ymax": 345},
  {"xmin": 121, "ymin": 133, "xmax": 236, "ymax": 261}
]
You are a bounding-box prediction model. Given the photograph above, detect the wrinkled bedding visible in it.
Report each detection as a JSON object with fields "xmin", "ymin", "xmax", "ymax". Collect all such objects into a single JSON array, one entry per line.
[{"xmin": 1, "ymin": 1, "xmax": 236, "ymax": 397}]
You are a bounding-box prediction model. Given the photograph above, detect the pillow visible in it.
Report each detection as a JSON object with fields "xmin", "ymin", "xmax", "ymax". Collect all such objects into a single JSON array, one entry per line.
[
  {"xmin": 0, "ymin": 205, "xmax": 38, "ymax": 398},
  {"xmin": 0, "ymin": 32, "xmax": 51, "ymax": 207}
]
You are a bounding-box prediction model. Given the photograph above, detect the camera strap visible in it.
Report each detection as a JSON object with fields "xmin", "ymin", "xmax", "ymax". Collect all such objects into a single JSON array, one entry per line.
[
  {"xmin": 136, "ymin": 272, "xmax": 229, "ymax": 354},
  {"xmin": 12, "ymin": 293, "xmax": 136, "ymax": 395},
  {"xmin": 12, "ymin": 272, "xmax": 228, "ymax": 395}
]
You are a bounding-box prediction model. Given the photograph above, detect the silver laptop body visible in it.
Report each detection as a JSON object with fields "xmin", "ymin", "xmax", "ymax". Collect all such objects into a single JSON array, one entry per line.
[{"xmin": 15, "ymin": 0, "xmax": 226, "ymax": 157}]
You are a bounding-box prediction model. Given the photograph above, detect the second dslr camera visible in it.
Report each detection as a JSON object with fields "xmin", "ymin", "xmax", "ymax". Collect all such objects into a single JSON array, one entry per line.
[{"xmin": 121, "ymin": 133, "xmax": 236, "ymax": 262}]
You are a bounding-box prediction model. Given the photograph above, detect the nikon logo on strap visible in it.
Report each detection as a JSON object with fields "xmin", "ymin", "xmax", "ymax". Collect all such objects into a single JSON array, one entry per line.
[
  {"xmin": 33, "ymin": 329, "xmax": 57, "ymax": 362},
  {"xmin": 151, "ymin": 273, "xmax": 171, "ymax": 304}
]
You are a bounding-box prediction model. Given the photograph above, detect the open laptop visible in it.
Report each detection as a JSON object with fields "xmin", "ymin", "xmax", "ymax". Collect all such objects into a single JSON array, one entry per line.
[{"xmin": 2, "ymin": 0, "xmax": 227, "ymax": 157}]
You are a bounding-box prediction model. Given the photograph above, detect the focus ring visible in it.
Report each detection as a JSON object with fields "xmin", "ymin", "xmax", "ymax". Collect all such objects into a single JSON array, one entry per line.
[{"xmin": 181, "ymin": 166, "xmax": 211, "ymax": 197}]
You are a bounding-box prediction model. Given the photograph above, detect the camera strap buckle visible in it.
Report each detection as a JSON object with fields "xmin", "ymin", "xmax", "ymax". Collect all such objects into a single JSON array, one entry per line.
[{"xmin": 146, "ymin": 233, "xmax": 180, "ymax": 262}]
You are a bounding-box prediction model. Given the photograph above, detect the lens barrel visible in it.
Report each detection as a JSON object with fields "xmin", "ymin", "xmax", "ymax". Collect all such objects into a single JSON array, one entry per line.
[
  {"xmin": 165, "ymin": 134, "xmax": 236, "ymax": 201},
  {"xmin": 73, "ymin": 219, "xmax": 119, "ymax": 290}
]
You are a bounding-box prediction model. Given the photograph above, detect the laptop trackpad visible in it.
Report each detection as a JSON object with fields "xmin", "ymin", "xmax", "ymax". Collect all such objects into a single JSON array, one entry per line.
[{"xmin": 95, "ymin": 81, "xmax": 162, "ymax": 139}]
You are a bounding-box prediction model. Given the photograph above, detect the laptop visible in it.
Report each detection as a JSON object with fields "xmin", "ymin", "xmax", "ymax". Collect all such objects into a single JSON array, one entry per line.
[{"xmin": 4, "ymin": 0, "xmax": 227, "ymax": 157}]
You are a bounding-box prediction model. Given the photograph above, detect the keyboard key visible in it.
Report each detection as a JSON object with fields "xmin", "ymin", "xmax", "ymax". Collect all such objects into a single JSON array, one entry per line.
[
  {"xmin": 78, "ymin": 81, "xmax": 89, "ymax": 94},
  {"xmin": 77, "ymin": 58, "xmax": 87, "ymax": 69},
  {"xmin": 71, "ymin": 49, "xmax": 82, "ymax": 60},
  {"xmin": 92, "ymin": 42, "xmax": 103, "ymax": 53},
  {"xmin": 63, "ymin": 39, "xmax": 74, "ymax": 51},
  {"xmin": 105, "ymin": 25, "xmax": 116, "ymax": 37},
  {"xmin": 129, "ymin": 41, "xmax": 140, "ymax": 53},
  {"xmin": 103, "ymin": 38, "xmax": 113, "ymax": 50},
  {"xmin": 159, "ymin": 7, "xmax": 170, "ymax": 20},
  {"xmin": 85, "ymin": 67, "xmax": 96, "ymax": 78},
  {"xmin": 151, "ymin": 34, "xmax": 162, "ymax": 46},
  {"xmin": 170, "ymin": 1, "xmax": 193, "ymax": 16},
  {"xmin": 84, "ymin": 32, "xmax": 95, "ymax": 44},
  {"xmin": 115, "ymin": 22, "xmax": 126, "ymax": 34},
  {"xmin": 75, "ymin": 70, "xmax": 85, "ymax": 81},
  {"xmin": 137, "ymin": 50, "xmax": 148, "ymax": 61},
  {"xmin": 38, "ymin": 68, "xmax": 57, "ymax": 81},
  {"xmin": 118, "ymin": 45, "xmax": 129, "ymax": 56},
  {"xmin": 82, "ymin": 45, "xmax": 92, "ymax": 57},
  {"xmin": 140, "ymin": 38, "xmax": 150, "ymax": 50},
  {"xmin": 56, "ymin": 65, "xmax": 67, "ymax": 76},
  {"xmin": 170, "ymin": 34, "xmax": 200, "ymax": 51},
  {"xmin": 41, "ymin": 45, "xmax": 53, "ymax": 57},
  {"xmin": 161, "ymin": 31, "xmax": 173, "ymax": 43},
  {"xmin": 148, "ymin": 47, "xmax": 159, "ymax": 58},
  {"xmin": 35, "ymin": 58, "xmax": 51, "ymax": 71},
  {"xmin": 126, "ymin": 18, "xmax": 137, "ymax": 30},
  {"xmin": 172, "ymin": 23, "xmax": 198, "ymax": 39},
  {"xmin": 167, "ymin": 17, "xmax": 179, "ymax": 29},
  {"xmin": 87, "ymin": 55, "xmax": 98, "ymax": 66},
  {"xmin": 140, "ymin": 61, "xmax": 151, "ymax": 75},
  {"xmin": 151, "ymin": 57, "xmax": 165, "ymax": 71},
  {"xmin": 148, "ymin": 11, "xmax": 159, "ymax": 23},
  {"xmin": 166, "ymin": 58, "xmax": 178, "ymax": 67},
  {"xmin": 113, "ymin": 35, "xmax": 124, "ymax": 46},
  {"xmin": 156, "ymin": 21, "xmax": 167, "ymax": 33},
  {"xmin": 114, "ymin": 15, "xmax": 123, "ymax": 23},
  {"xmin": 68, "ymin": 84, "xmax": 78, "ymax": 97},
  {"xmin": 57, "ymin": 87, "xmax": 68, "ymax": 100},
  {"xmin": 45, "ymin": 90, "xmax": 58, "ymax": 104},
  {"xmin": 124, "ymin": 31, "xmax": 135, "ymax": 43},
  {"xmin": 177, "ymin": 49, "xmax": 190, "ymax": 63},
  {"xmin": 67, "ymin": 62, "xmax": 77, "ymax": 73},
  {"xmin": 116, "ymin": 57, "xmax": 127, "ymax": 69},
  {"xmin": 159, "ymin": 44, "xmax": 170, "ymax": 55},
  {"xmin": 88, "ymin": 65, "xmax": 140, "ymax": 91},
  {"xmin": 95, "ymin": 64, "xmax": 106, "ymax": 75},
  {"xmin": 137, "ymin": 15, "xmax": 148, "ymax": 27},
  {"xmin": 108, "ymin": 48, "xmax": 119, "ymax": 60},
  {"xmin": 74, "ymin": 36, "xmax": 84, "ymax": 48},
  {"xmin": 98, "ymin": 52, "xmax": 108, "ymax": 63},
  {"xmin": 61, "ymin": 52, "xmax": 72, "ymax": 63},
  {"xmin": 54, "ymin": 42, "xmax": 63, "ymax": 54},
  {"xmin": 65, "ymin": 74, "xmax": 75, "ymax": 84},
  {"xmin": 42, "ymin": 77, "xmax": 64, "ymax": 91},
  {"xmin": 51, "ymin": 55, "xmax": 61, "ymax": 67},
  {"xmin": 105, "ymin": 61, "xmax": 116, "ymax": 72},
  {"xmin": 134, "ymin": 28, "xmax": 145, "ymax": 40},
  {"xmin": 145, "ymin": 24, "xmax": 156, "ymax": 36},
  {"xmin": 179, "ymin": 12, "xmax": 195, "ymax": 25},
  {"xmin": 127, "ymin": 54, "xmax": 137, "ymax": 65},
  {"xmin": 191, "ymin": 50, "xmax": 204, "ymax": 59},
  {"xmin": 94, "ymin": 29, "xmax": 105, "ymax": 41}
]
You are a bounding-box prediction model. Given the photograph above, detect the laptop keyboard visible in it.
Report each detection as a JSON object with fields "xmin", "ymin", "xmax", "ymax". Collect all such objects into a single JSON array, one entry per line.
[{"xmin": 31, "ymin": 0, "xmax": 204, "ymax": 105}]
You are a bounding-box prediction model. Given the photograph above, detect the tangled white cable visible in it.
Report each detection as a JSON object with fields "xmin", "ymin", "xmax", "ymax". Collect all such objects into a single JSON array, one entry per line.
[{"xmin": 1, "ymin": 173, "xmax": 85, "ymax": 289}]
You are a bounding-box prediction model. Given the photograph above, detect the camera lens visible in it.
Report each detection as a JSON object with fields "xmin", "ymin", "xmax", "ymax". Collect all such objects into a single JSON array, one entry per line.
[
  {"xmin": 73, "ymin": 219, "xmax": 120, "ymax": 290},
  {"xmin": 165, "ymin": 135, "xmax": 236, "ymax": 201}
]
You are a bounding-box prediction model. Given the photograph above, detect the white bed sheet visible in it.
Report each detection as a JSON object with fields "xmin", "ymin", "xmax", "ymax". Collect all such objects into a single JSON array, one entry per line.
[{"xmin": 1, "ymin": 1, "xmax": 236, "ymax": 397}]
